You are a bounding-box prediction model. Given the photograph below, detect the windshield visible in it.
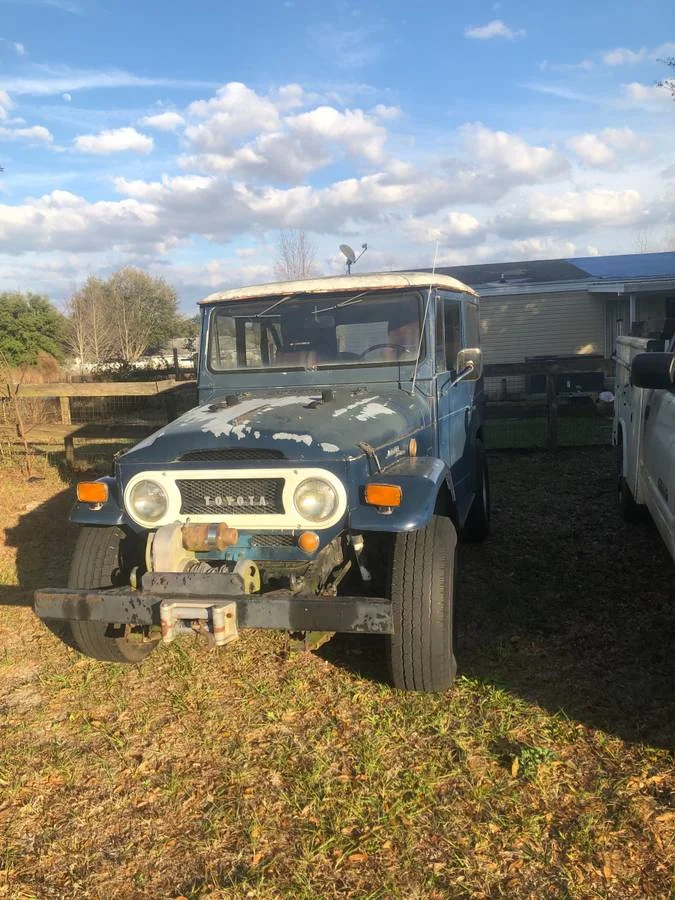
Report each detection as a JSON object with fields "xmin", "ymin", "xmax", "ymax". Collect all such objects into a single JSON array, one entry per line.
[{"xmin": 207, "ymin": 290, "xmax": 425, "ymax": 372}]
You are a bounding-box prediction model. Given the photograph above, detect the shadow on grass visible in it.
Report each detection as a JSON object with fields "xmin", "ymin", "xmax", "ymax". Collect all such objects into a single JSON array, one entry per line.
[
  {"xmin": 321, "ymin": 448, "xmax": 674, "ymax": 751},
  {"xmin": 2, "ymin": 447, "xmax": 673, "ymax": 750}
]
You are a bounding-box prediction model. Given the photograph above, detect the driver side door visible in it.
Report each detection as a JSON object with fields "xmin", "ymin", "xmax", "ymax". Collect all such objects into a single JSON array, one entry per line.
[{"xmin": 435, "ymin": 295, "xmax": 473, "ymax": 521}]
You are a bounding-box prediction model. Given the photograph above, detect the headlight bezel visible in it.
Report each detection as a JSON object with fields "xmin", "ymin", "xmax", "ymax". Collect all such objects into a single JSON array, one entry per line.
[
  {"xmin": 127, "ymin": 478, "xmax": 169, "ymax": 525},
  {"xmin": 293, "ymin": 477, "xmax": 339, "ymax": 524}
]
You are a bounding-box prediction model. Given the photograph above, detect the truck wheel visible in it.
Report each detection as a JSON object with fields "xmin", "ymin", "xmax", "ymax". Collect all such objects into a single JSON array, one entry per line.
[
  {"xmin": 387, "ymin": 515, "xmax": 457, "ymax": 692},
  {"xmin": 67, "ymin": 526, "xmax": 157, "ymax": 664},
  {"xmin": 616, "ymin": 441, "xmax": 641, "ymax": 522},
  {"xmin": 462, "ymin": 441, "xmax": 490, "ymax": 542}
]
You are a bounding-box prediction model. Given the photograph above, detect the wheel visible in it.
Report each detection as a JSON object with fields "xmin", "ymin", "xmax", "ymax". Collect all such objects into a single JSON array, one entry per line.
[
  {"xmin": 462, "ymin": 440, "xmax": 490, "ymax": 542},
  {"xmin": 66, "ymin": 526, "xmax": 157, "ymax": 663},
  {"xmin": 616, "ymin": 439, "xmax": 641, "ymax": 522},
  {"xmin": 386, "ymin": 515, "xmax": 457, "ymax": 692}
]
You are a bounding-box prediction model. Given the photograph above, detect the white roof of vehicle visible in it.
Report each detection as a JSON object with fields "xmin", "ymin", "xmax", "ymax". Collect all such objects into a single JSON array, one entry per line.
[{"xmin": 199, "ymin": 271, "xmax": 478, "ymax": 305}]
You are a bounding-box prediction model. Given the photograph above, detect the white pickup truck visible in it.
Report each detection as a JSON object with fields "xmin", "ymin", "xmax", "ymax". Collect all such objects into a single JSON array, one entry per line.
[{"xmin": 614, "ymin": 334, "xmax": 675, "ymax": 560}]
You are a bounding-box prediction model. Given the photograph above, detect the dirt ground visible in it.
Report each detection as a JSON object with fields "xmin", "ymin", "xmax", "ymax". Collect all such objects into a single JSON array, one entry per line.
[{"xmin": 0, "ymin": 448, "xmax": 673, "ymax": 898}]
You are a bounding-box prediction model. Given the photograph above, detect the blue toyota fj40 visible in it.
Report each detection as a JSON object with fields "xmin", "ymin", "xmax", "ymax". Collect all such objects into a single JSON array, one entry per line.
[{"xmin": 36, "ymin": 272, "xmax": 489, "ymax": 692}]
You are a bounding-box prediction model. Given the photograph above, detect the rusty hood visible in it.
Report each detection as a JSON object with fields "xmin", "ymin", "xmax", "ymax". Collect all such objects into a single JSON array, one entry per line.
[{"xmin": 118, "ymin": 388, "xmax": 432, "ymax": 464}]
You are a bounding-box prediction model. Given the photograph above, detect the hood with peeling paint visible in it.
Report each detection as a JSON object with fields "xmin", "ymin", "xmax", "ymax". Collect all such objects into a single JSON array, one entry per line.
[{"xmin": 118, "ymin": 388, "xmax": 432, "ymax": 465}]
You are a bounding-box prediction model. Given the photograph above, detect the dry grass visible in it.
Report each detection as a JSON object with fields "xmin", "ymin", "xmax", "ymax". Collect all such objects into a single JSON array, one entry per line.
[{"xmin": 0, "ymin": 449, "xmax": 673, "ymax": 898}]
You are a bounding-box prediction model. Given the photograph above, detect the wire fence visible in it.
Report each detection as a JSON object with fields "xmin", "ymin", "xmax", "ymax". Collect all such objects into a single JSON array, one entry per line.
[{"xmin": 2, "ymin": 360, "xmax": 615, "ymax": 469}]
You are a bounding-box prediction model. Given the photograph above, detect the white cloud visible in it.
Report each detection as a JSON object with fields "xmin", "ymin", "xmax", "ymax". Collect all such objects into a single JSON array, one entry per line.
[
  {"xmin": 73, "ymin": 126, "xmax": 154, "ymax": 155},
  {"xmin": 603, "ymin": 47, "xmax": 646, "ymax": 65},
  {"xmin": 0, "ymin": 90, "xmax": 13, "ymax": 121},
  {"xmin": 603, "ymin": 41, "xmax": 675, "ymax": 66},
  {"xmin": 566, "ymin": 133, "xmax": 616, "ymax": 167},
  {"xmin": 621, "ymin": 82, "xmax": 672, "ymax": 107},
  {"xmin": 464, "ymin": 20, "xmax": 525, "ymax": 40},
  {"xmin": 0, "ymin": 124, "xmax": 54, "ymax": 143},
  {"xmin": 180, "ymin": 91, "xmax": 390, "ymax": 183},
  {"xmin": 404, "ymin": 210, "xmax": 484, "ymax": 245},
  {"xmin": 307, "ymin": 24, "xmax": 383, "ymax": 69},
  {"xmin": 458, "ymin": 123, "xmax": 570, "ymax": 181},
  {"xmin": 504, "ymin": 237, "xmax": 600, "ymax": 260},
  {"xmin": 62, "ymin": 92, "xmax": 72, "ymax": 102},
  {"xmin": 186, "ymin": 82, "xmax": 281, "ymax": 151},
  {"xmin": 271, "ymin": 84, "xmax": 306, "ymax": 111},
  {"xmin": 141, "ymin": 111, "xmax": 185, "ymax": 131},
  {"xmin": 285, "ymin": 106, "xmax": 387, "ymax": 163},
  {"xmin": 567, "ymin": 126, "xmax": 650, "ymax": 167},
  {"xmin": 1, "ymin": 66, "xmax": 216, "ymax": 97},
  {"xmin": 371, "ymin": 104, "xmax": 401, "ymax": 120},
  {"xmin": 0, "ymin": 189, "xmax": 159, "ymax": 255},
  {"xmin": 494, "ymin": 188, "xmax": 645, "ymax": 237}
]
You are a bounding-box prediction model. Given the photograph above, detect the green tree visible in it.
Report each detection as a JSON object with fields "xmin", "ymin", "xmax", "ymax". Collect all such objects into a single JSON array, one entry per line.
[
  {"xmin": 108, "ymin": 267, "xmax": 179, "ymax": 362},
  {"xmin": 65, "ymin": 267, "xmax": 180, "ymax": 365},
  {"xmin": 0, "ymin": 292, "xmax": 65, "ymax": 365}
]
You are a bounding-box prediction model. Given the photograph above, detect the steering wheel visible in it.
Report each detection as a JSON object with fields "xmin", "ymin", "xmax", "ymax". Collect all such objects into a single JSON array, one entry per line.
[{"xmin": 359, "ymin": 342, "xmax": 411, "ymax": 360}]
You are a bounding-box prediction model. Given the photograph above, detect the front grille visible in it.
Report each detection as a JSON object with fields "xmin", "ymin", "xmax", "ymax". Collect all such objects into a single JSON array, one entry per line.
[
  {"xmin": 250, "ymin": 534, "xmax": 295, "ymax": 548},
  {"xmin": 176, "ymin": 478, "xmax": 285, "ymax": 515},
  {"xmin": 179, "ymin": 448, "xmax": 285, "ymax": 462}
]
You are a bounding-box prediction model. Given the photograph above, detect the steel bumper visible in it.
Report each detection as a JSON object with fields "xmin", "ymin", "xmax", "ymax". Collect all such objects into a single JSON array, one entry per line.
[{"xmin": 34, "ymin": 571, "xmax": 394, "ymax": 635}]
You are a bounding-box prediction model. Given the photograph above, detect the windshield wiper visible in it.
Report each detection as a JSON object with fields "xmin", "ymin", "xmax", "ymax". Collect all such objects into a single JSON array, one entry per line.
[{"xmin": 254, "ymin": 293, "xmax": 298, "ymax": 318}]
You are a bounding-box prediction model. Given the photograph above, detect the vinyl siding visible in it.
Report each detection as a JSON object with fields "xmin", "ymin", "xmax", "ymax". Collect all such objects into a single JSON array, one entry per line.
[{"xmin": 479, "ymin": 291, "xmax": 607, "ymax": 365}]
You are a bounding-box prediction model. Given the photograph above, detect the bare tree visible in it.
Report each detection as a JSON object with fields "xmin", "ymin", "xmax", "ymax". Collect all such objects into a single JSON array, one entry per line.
[
  {"xmin": 275, "ymin": 229, "xmax": 317, "ymax": 280},
  {"xmin": 656, "ymin": 56, "xmax": 675, "ymax": 97},
  {"xmin": 632, "ymin": 228, "xmax": 675, "ymax": 254},
  {"xmin": 65, "ymin": 277, "xmax": 115, "ymax": 369},
  {"xmin": 65, "ymin": 268, "xmax": 178, "ymax": 367}
]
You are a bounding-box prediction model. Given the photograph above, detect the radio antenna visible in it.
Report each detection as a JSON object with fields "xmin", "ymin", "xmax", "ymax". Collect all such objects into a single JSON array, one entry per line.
[{"xmin": 410, "ymin": 241, "xmax": 439, "ymax": 396}]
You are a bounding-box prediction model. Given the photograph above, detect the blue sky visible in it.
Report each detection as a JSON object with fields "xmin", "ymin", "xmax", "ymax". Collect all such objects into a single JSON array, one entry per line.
[{"xmin": 0, "ymin": 0, "xmax": 673, "ymax": 310}]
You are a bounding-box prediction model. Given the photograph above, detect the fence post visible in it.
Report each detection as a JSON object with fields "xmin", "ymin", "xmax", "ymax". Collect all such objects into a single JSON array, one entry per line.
[
  {"xmin": 545, "ymin": 366, "xmax": 558, "ymax": 450},
  {"xmin": 173, "ymin": 347, "xmax": 180, "ymax": 381},
  {"xmin": 163, "ymin": 387, "xmax": 178, "ymax": 423},
  {"xmin": 59, "ymin": 395, "xmax": 72, "ymax": 425}
]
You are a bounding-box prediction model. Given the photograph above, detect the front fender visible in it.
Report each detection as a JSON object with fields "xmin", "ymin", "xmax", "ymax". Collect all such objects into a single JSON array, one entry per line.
[
  {"xmin": 70, "ymin": 476, "xmax": 127, "ymax": 527},
  {"xmin": 348, "ymin": 457, "xmax": 454, "ymax": 533}
]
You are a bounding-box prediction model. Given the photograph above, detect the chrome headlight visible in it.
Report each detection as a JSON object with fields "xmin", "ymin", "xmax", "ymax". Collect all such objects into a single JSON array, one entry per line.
[
  {"xmin": 293, "ymin": 478, "xmax": 338, "ymax": 523},
  {"xmin": 128, "ymin": 479, "xmax": 168, "ymax": 524}
]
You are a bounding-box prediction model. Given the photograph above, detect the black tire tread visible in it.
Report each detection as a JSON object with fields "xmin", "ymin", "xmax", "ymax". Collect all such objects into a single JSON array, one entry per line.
[
  {"xmin": 67, "ymin": 526, "xmax": 155, "ymax": 663},
  {"xmin": 387, "ymin": 515, "xmax": 457, "ymax": 692}
]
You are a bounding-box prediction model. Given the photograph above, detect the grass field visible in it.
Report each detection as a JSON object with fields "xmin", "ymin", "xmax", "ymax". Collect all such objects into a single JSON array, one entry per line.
[{"xmin": 0, "ymin": 448, "xmax": 673, "ymax": 898}]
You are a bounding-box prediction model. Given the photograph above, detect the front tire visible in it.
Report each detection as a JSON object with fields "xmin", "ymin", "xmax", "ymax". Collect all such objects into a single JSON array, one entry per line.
[
  {"xmin": 386, "ymin": 515, "xmax": 457, "ymax": 692},
  {"xmin": 67, "ymin": 526, "xmax": 157, "ymax": 663}
]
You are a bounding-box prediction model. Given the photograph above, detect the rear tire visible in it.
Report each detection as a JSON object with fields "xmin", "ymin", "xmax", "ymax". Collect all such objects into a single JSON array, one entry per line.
[
  {"xmin": 67, "ymin": 526, "xmax": 157, "ymax": 663},
  {"xmin": 462, "ymin": 441, "xmax": 490, "ymax": 542},
  {"xmin": 386, "ymin": 515, "xmax": 457, "ymax": 692}
]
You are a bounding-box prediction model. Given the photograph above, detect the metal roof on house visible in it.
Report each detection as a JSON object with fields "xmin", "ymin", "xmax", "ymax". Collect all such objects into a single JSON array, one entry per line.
[
  {"xmin": 420, "ymin": 251, "xmax": 675, "ymax": 297},
  {"xmin": 199, "ymin": 271, "xmax": 477, "ymax": 305}
]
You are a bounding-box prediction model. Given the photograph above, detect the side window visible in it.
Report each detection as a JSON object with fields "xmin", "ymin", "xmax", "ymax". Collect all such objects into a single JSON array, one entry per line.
[
  {"xmin": 464, "ymin": 302, "xmax": 480, "ymax": 348},
  {"xmin": 443, "ymin": 298, "xmax": 461, "ymax": 371}
]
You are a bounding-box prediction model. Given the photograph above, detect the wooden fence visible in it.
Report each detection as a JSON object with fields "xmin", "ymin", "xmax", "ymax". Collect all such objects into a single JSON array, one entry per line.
[
  {"xmin": 2, "ymin": 356, "xmax": 613, "ymax": 459},
  {"xmin": 1, "ymin": 379, "xmax": 196, "ymax": 466}
]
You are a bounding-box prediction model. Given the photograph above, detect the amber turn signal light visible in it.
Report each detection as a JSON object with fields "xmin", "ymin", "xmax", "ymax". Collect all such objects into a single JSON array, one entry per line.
[
  {"xmin": 76, "ymin": 482, "xmax": 109, "ymax": 504},
  {"xmin": 298, "ymin": 531, "xmax": 320, "ymax": 554},
  {"xmin": 364, "ymin": 484, "xmax": 402, "ymax": 507}
]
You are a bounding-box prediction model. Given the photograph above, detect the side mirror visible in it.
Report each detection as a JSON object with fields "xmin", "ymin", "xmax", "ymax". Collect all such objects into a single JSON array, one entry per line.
[
  {"xmin": 456, "ymin": 347, "xmax": 483, "ymax": 381},
  {"xmin": 630, "ymin": 352, "xmax": 675, "ymax": 389}
]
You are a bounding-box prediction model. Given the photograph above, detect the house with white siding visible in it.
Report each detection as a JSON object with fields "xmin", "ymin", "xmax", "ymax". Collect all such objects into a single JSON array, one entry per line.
[{"xmin": 433, "ymin": 252, "xmax": 675, "ymax": 397}]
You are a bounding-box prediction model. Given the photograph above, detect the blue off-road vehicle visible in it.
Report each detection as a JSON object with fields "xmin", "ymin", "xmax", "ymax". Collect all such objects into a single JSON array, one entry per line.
[{"xmin": 36, "ymin": 272, "xmax": 489, "ymax": 692}]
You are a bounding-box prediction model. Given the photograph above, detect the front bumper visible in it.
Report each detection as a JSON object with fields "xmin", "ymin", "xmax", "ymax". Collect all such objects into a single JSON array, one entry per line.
[{"xmin": 34, "ymin": 571, "xmax": 393, "ymax": 636}]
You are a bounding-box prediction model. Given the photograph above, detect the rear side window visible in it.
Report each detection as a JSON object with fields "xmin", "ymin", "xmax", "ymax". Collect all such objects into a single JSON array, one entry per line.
[
  {"xmin": 442, "ymin": 298, "xmax": 461, "ymax": 371},
  {"xmin": 464, "ymin": 302, "xmax": 480, "ymax": 348}
]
